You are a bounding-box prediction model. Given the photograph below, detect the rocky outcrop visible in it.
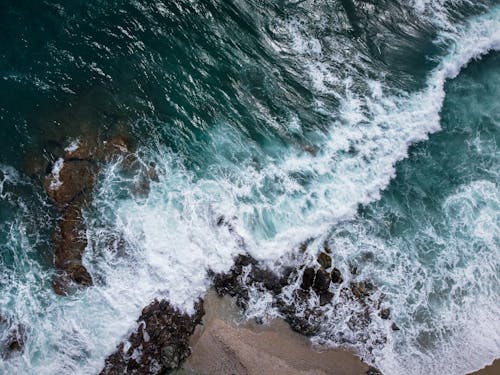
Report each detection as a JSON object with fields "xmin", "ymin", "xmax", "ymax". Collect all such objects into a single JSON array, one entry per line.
[
  {"xmin": 44, "ymin": 160, "xmax": 97, "ymax": 208},
  {"xmin": 43, "ymin": 136, "xmax": 131, "ymax": 295},
  {"xmin": 212, "ymin": 242, "xmax": 394, "ymax": 344},
  {"xmin": 52, "ymin": 193, "xmax": 93, "ymax": 295},
  {"xmin": 100, "ymin": 300, "xmax": 204, "ymax": 375}
]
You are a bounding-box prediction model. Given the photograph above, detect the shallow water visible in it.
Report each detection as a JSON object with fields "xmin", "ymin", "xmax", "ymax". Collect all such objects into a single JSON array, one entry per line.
[{"xmin": 0, "ymin": 1, "xmax": 499, "ymax": 374}]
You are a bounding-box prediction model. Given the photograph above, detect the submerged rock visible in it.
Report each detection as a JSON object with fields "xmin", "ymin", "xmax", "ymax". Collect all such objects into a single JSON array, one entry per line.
[
  {"xmin": 46, "ymin": 162, "xmax": 96, "ymax": 295},
  {"xmin": 351, "ymin": 281, "xmax": 374, "ymax": 300},
  {"xmin": 379, "ymin": 308, "xmax": 390, "ymax": 320},
  {"xmin": 100, "ymin": 299, "xmax": 204, "ymax": 375},
  {"xmin": 44, "ymin": 160, "xmax": 97, "ymax": 208},
  {"xmin": 0, "ymin": 317, "xmax": 26, "ymax": 360}
]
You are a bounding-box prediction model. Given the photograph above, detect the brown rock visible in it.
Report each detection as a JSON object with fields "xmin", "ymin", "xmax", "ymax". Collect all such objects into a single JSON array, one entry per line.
[
  {"xmin": 52, "ymin": 194, "xmax": 93, "ymax": 295},
  {"xmin": 379, "ymin": 308, "xmax": 390, "ymax": 320},
  {"xmin": 331, "ymin": 268, "xmax": 343, "ymax": 284},
  {"xmin": 103, "ymin": 135, "xmax": 131, "ymax": 157},
  {"xmin": 351, "ymin": 281, "xmax": 374, "ymax": 299},
  {"xmin": 317, "ymin": 252, "xmax": 332, "ymax": 269},
  {"xmin": 44, "ymin": 160, "xmax": 97, "ymax": 208},
  {"xmin": 313, "ymin": 269, "xmax": 331, "ymax": 293},
  {"xmin": 100, "ymin": 299, "xmax": 204, "ymax": 375},
  {"xmin": 43, "ymin": 134, "xmax": 135, "ymax": 295},
  {"xmin": 64, "ymin": 139, "xmax": 97, "ymax": 160}
]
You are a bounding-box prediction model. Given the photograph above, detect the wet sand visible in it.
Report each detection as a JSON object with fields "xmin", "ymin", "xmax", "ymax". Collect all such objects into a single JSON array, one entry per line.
[
  {"xmin": 178, "ymin": 290, "xmax": 370, "ymax": 375},
  {"xmin": 470, "ymin": 359, "xmax": 500, "ymax": 375}
]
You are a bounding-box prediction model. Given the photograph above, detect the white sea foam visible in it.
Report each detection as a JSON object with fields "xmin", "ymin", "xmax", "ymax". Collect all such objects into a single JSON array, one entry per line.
[
  {"xmin": 49, "ymin": 158, "xmax": 64, "ymax": 190},
  {"xmin": 64, "ymin": 139, "xmax": 81, "ymax": 153},
  {"xmin": 372, "ymin": 180, "xmax": 500, "ymax": 375}
]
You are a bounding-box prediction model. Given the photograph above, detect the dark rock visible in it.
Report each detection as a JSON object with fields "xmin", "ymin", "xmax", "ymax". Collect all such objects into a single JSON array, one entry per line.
[
  {"xmin": 0, "ymin": 318, "xmax": 26, "ymax": 359},
  {"xmin": 44, "ymin": 160, "xmax": 97, "ymax": 208},
  {"xmin": 277, "ymin": 293, "xmax": 322, "ymax": 336},
  {"xmin": 379, "ymin": 308, "xmax": 390, "ymax": 320},
  {"xmin": 284, "ymin": 314, "xmax": 321, "ymax": 336},
  {"xmin": 350, "ymin": 264, "xmax": 359, "ymax": 275},
  {"xmin": 391, "ymin": 322, "xmax": 400, "ymax": 331},
  {"xmin": 250, "ymin": 267, "xmax": 286, "ymax": 294},
  {"xmin": 367, "ymin": 366, "xmax": 384, "ymax": 375},
  {"xmin": 317, "ymin": 252, "xmax": 332, "ymax": 269},
  {"xmin": 160, "ymin": 345, "xmax": 181, "ymax": 369},
  {"xmin": 313, "ymin": 268, "xmax": 333, "ymax": 306},
  {"xmin": 331, "ymin": 268, "xmax": 343, "ymax": 284},
  {"xmin": 300, "ymin": 267, "xmax": 315, "ymax": 290},
  {"xmin": 52, "ymin": 194, "xmax": 93, "ymax": 295},
  {"xmin": 100, "ymin": 299, "xmax": 204, "ymax": 375},
  {"xmin": 319, "ymin": 291, "xmax": 334, "ymax": 306},
  {"xmin": 216, "ymin": 216, "xmax": 225, "ymax": 226},
  {"xmin": 351, "ymin": 281, "xmax": 374, "ymax": 299},
  {"xmin": 211, "ymin": 250, "xmax": 390, "ymax": 346},
  {"xmin": 313, "ymin": 269, "xmax": 331, "ymax": 293},
  {"xmin": 212, "ymin": 254, "xmax": 257, "ymax": 307}
]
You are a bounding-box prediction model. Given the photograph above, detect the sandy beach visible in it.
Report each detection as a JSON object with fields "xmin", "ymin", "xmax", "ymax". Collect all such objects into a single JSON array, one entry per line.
[{"xmin": 177, "ymin": 290, "xmax": 370, "ymax": 375}]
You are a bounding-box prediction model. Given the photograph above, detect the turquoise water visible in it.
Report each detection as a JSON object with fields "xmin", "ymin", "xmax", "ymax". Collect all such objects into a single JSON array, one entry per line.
[{"xmin": 0, "ymin": 1, "xmax": 499, "ymax": 374}]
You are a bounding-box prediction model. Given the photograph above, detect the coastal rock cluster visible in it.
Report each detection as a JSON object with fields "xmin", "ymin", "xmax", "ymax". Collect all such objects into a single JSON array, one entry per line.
[
  {"xmin": 209, "ymin": 232, "xmax": 395, "ymax": 367},
  {"xmin": 212, "ymin": 244, "xmax": 393, "ymax": 339},
  {"xmin": 100, "ymin": 300, "xmax": 204, "ymax": 375}
]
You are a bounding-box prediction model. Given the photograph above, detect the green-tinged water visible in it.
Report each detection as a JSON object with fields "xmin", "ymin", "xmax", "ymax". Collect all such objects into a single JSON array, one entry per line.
[{"xmin": 0, "ymin": 1, "xmax": 499, "ymax": 374}]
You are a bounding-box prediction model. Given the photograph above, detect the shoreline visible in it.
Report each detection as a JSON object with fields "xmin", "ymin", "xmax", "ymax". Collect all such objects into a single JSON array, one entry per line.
[
  {"xmin": 176, "ymin": 290, "xmax": 371, "ymax": 375},
  {"xmin": 470, "ymin": 359, "xmax": 500, "ymax": 375},
  {"xmin": 177, "ymin": 290, "xmax": 499, "ymax": 375}
]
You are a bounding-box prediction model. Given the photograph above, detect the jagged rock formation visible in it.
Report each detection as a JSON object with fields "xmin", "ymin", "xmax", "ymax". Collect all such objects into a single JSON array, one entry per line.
[{"xmin": 100, "ymin": 300, "xmax": 204, "ymax": 375}]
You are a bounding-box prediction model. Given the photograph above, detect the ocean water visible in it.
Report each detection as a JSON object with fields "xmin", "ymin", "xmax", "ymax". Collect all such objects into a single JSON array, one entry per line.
[{"xmin": 0, "ymin": 1, "xmax": 499, "ymax": 374}]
